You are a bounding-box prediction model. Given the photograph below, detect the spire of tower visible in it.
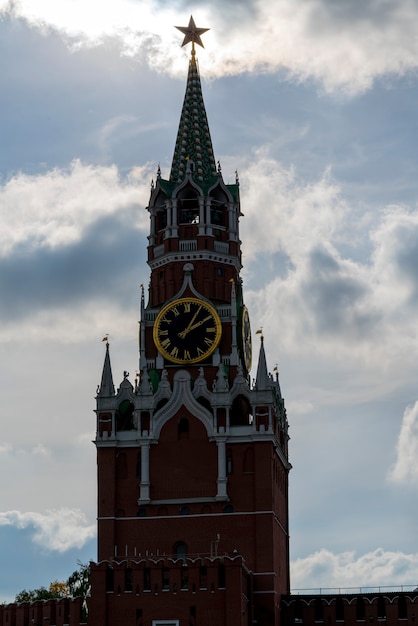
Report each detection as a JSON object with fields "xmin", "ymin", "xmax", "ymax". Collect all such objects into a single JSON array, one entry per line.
[
  {"xmin": 97, "ymin": 340, "xmax": 115, "ymax": 397},
  {"xmin": 254, "ymin": 332, "xmax": 270, "ymax": 391},
  {"xmin": 170, "ymin": 17, "xmax": 217, "ymax": 183}
]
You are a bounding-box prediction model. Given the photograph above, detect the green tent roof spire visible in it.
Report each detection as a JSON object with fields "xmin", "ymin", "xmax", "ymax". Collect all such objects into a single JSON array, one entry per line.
[{"xmin": 170, "ymin": 17, "xmax": 217, "ymax": 183}]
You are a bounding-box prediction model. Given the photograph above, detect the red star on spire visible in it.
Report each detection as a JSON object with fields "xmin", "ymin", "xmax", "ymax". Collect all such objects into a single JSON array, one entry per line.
[{"xmin": 175, "ymin": 15, "xmax": 209, "ymax": 51}]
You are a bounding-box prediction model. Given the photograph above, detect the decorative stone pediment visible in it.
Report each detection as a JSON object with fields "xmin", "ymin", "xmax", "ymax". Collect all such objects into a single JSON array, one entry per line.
[{"xmin": 153, "ymin": 370, "xmax": 213, "ymax": 438}]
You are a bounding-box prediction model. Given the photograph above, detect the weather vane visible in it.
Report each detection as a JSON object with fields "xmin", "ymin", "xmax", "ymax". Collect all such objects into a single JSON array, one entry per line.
[{"xmin": 175, "ymin": 15, "xmax": 209, "ymax": 54}]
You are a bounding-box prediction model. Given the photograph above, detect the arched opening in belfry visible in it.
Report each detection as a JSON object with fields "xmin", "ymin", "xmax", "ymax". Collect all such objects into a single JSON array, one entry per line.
[
  {"xmin": 209, "ymin": 188, "xmax": 228, "ymax": 227},
  {"xmin": 178, "ymin": 187, "xmax": 200, "ymax": 224},
  {"xmin": 230, "ymin": 395, "xmax": 251, "ymax": 426},
  {"xmin": 116, "ymin": 400, "xmax": 134, "ymax": 431}
]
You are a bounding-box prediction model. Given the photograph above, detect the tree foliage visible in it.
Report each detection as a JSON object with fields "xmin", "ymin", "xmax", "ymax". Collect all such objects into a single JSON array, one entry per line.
[{"xmin": 15, "ymin": 561, "xmax": 90, "ymax": 619}]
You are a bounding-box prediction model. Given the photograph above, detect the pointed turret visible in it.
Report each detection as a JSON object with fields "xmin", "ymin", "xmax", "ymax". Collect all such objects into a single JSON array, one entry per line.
[
  {"xmin": 170, "ymin": 19, "xmax": 216, "ymax": 183},
  {"xmin": 97, "ymin": 341, "xmax": 115, "ymax": 397},
  {"xmin": 254, "ymin": 332, "xmax": 270, "ymax": 391}
]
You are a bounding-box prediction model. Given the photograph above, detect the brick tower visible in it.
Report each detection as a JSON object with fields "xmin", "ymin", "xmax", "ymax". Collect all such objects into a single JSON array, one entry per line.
[{"xmin": 89, "ymin": 16, "xmax": 291, "ymax": 626}]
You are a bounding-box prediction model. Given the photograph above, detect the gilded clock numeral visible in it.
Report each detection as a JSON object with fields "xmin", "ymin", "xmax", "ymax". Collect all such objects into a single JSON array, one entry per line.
[
  {"xmin": 183, "ymin": 302, "xmax": 191, "ymax": 313},
  {"xmin": 183, "ymin": 350, "xmax": 191, "ymax": 360},
  {"xmin": 196, "ymin": 347, "xmax": 205, "ymax": 356},
  {"xmin": 204, "ymin": 337, "xmax": 214, "ymax": 348},
  {"xmin": 160, "ymin": 338, "xmax": 171, "ymax": 349},
  {"xmin": 206, "ymin": 327, "xmax": 216, "ymax": 333},
  {"xmin": 170, "ymin": 346, "xmax": 179, "ymax": 358},
  {"xmin": 161, "ymin": 317, "xmax": 172, "ymax": 325},
  {"xmin": 172, "ymin": 306, "xmax": 180, "ymax": 317},
  {"xmin": 158, "ymin": 329, "xmax": 169, "ymax": 336}
]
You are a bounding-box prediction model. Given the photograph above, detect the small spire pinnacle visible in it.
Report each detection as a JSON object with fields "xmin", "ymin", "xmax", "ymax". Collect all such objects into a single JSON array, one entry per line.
[
  {"xmin": 255, "ymin": 332, "xmax": 269, "ymax": 391},
  {"xmin": 98, "ymin": 340, "xmax": 115, "ymax": 397}
]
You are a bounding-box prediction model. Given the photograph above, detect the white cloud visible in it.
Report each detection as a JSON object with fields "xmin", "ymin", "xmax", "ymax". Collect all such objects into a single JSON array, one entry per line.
[
  {"xmin": 240, "ymin": 153, "xmax": 346, "ymax": 263},
  {"xmin": 3, "ymin": 0, "xmax": 418, "ymax": 93},
  {"xmin": 0, "ymin": 159, "xmax": 150, "ymax": 256},
  {"xmin": 231, "ymin": 154, "xmax": 418, "ymax": 410},
  {"xmin": 0, "ymin": 509, "xmax": 96, "ymax": 552},
  {"xmin": 291, "ymin": 548, "xmax": 418, "ymax": 591},
  {"xmin": 0, "ymin": 300, "xmax": 141, "ymax": 343},
  {"xmin": 388, "ymin": 401, "xmax": 418, "ymax": 486},
  {"xmin": 0, "ymin": 443, "xmax": 51, "ymax": 458}
]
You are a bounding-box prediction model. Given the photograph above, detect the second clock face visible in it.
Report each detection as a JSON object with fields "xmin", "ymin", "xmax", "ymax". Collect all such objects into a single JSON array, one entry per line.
[
  {"xmin": 153, "ymin": 297, "xmax": 222, "ymax": 364},
  {"xmin": 242, "ymin": 305, "xmax": 252, "ymax": 372}
]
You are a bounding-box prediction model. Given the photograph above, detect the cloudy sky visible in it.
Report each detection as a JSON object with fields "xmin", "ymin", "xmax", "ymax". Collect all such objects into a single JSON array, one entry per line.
[{"xmin": 1, "ymin": 0, "xmax": 418, "ymax": 601}]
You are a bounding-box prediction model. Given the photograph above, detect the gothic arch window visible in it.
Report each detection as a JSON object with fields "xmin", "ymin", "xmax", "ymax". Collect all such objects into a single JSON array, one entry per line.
[
  {"xmin": 209, "ymin": 189, "xmax": 228, "ymax": 227},
  {"xmin": 230, "ymin": 395, "xmax": 251, "ymax": 426},
  {"xmin": 180, "ymin": 505, "xmax": 190, "ymax": 515},
  {"xmin": 178, "ymin": 187, "xmax": 199, "ymax": 224},
  {"xmin": 178, "ymin": 417, "xmax": 189, "ymax": 439},
  {"xmin": 223, "ymin": 504, "xmax": 234, "ymax": 513},
  {"xmin": 137, "ymin": 507, "xmax": 147, "ymax": 517},
  {"xmin": 116, "ymin": 400, "xmax": 134, "ymax": 431},
  {"xmin": 174, "ymin": 541, "xmax": 187, "ymax": 561}
]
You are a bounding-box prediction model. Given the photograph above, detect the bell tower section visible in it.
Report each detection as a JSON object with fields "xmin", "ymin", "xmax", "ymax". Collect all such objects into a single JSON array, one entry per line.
[{"xmin": 90, "ymin": 17, "xmax": 291, "ymax": 626}]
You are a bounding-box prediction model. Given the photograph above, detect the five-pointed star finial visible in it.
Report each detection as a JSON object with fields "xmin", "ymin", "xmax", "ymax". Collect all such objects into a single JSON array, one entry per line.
[{"xmin": 175, "ymin": 15, "xmax": 209, "ymax": 52}]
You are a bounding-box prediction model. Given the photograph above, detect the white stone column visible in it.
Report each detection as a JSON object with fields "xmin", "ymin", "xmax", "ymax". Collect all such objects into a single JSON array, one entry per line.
[
  {"xmin": 216, "ymin": 438, "xmax": 228, "ymax": 500},
  {"xmin": 198, "ymin": 197, "xmax": 205, "ymax": 235},
  {"xmin": 138, "ymin": 442, "xmax": 151, "ymax": 503},
  {"xmin": 171, "ymin": 199, "xmax": 178, "ymax": 237}
]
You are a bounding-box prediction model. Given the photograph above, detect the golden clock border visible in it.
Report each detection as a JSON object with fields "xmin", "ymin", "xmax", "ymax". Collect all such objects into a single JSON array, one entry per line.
[{"xmin": 153, "ymin": 297, "xmax": 222, "ymax": 364}]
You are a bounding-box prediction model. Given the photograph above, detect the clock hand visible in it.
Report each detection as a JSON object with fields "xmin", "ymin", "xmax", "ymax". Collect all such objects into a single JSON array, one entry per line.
[
  {"xmin": 178, "ymin": 306, "xmax": 202, "ymax": 339},
  {"xmin": 182, "ymin": 314, "xmax": 213, "ymax": 334}
]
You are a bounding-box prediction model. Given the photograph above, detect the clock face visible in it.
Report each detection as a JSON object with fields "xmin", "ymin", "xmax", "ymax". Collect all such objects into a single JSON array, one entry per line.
[
  {"xmin": 242, "ymin": 306, "xmax": 252, "ymax": 372},
  {"xmin": 153, "ymin": 297, "xmax": 222, "ymax": 364}
]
